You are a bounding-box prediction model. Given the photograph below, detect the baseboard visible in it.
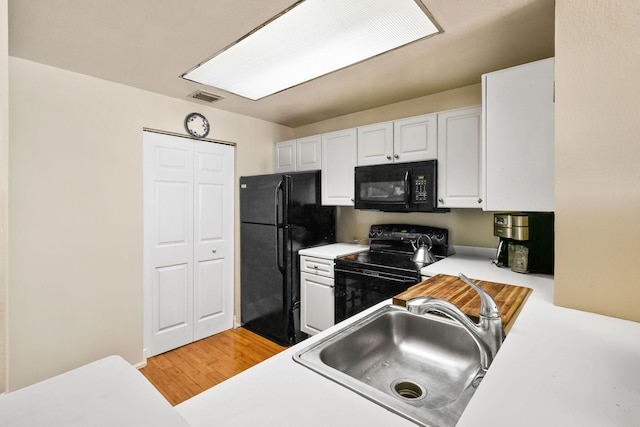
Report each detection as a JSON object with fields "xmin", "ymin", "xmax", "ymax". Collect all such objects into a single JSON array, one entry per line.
[
  {"xmin": 134, "ymin": 349, "xmax": 148, "ymax": 369},
  {"xmin": 233, "ymin": 315, "xmax": 242, "ymax": 329}
]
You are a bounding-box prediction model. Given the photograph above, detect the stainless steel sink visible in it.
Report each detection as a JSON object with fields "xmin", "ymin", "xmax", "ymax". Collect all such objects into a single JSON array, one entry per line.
[{"xmin": 293, "ymin": 304, "xmax": 483, "ymax": 427}]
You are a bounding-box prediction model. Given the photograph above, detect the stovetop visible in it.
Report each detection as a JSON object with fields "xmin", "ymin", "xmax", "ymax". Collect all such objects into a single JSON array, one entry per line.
[
  {"xmin": 334, "ymin": 224, "xmax": 449, "ymax": 278},
  {"xmin": 335, "ymin": 251, "xmax": 440, "ymax": 279}
]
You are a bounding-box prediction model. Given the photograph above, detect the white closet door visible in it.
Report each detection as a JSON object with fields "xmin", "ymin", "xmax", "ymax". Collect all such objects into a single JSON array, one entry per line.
[
  {"xmin": 144, "ymin": 132, "xmax": 195, "ymax": 356},
  {"xmin": 192, "ymin": 141, "xmax": 234, "ymax": 340},
  {"xmin": 144, "ymin": 132, "xmax": 234, "ymax": 357}
]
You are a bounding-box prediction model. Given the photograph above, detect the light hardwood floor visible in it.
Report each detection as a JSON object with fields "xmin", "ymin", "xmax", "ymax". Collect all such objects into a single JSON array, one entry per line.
[{"xmin": 140, "ymin": 328, "xmax": 286, "ymax": 405}]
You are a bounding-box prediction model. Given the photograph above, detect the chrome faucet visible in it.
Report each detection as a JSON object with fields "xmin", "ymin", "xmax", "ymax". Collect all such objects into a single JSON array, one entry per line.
[{"xmin": 406, "ymin": 273, "xmax": 505, "ymax": 372}]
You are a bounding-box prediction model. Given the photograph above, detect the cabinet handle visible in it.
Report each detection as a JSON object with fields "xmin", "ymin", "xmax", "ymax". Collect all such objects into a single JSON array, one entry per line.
[
  {"xmin": 212, "ymin": 248, "xmax": 217, "ymax": 253},
  {"xmin": 393, "ymin": 154, "xmax": 399, "ymax": 159},
  {"xmin": 478, "ymin": 198, "xmax": 483, "ymax": 203},
  {"xmin": 386, "ymin": 155, "xmax": 392, "ymax": 160},
  {"xmin": 438, "ymin": 198, "xmax": 444, "ymax": 203}
]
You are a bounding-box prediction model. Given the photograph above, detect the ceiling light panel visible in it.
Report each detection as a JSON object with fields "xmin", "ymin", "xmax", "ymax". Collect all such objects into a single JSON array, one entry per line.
[{"xmin": 182, "ymin": 0, "xmax": 440, "ymax": 100}]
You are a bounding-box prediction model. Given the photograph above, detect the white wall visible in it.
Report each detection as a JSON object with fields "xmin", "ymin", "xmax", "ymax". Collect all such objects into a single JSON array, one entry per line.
[
  {"xmin": 1, "ymin": 0, "xmax": 9, "ymax": 394},
  {"xmin": 7, "ymin": 57, "xmax": 292, "ymax": 390},
  {"xmin": 554, "ymin": 0, "xmax": 640, "ymax": 322}
]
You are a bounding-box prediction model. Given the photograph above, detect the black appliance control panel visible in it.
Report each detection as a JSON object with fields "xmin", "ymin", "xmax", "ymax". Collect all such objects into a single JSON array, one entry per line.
[
  {"xmin": 413, "ymin": 176, "xmax": 429, "ymax": 202},
  {"xmin": 368, "ymin": 224, "xmax": 449, "ymax": 257}
]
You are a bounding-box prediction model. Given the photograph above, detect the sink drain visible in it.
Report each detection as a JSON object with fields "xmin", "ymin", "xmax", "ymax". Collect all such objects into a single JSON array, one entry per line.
[{"xmin": 391, "ymin": 379, "xmax": 427, "ymax": 400}]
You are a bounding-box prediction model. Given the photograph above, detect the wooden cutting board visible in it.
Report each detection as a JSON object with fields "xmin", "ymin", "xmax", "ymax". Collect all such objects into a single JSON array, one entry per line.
[{"xmin": 392, "ymin": 274, "xmax": 532, "ymax": 334}]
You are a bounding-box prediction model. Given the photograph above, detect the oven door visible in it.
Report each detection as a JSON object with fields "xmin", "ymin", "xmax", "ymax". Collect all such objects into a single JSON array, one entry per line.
[{"xmin": 334, "ymin": 267, "xmax": 419, "ymax": 323}]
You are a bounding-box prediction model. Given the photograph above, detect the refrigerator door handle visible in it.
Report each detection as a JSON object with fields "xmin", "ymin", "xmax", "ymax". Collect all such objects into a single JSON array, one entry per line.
[{"xmin": 275, "ymin": 180, "xmax": 285, "ymax": 273}]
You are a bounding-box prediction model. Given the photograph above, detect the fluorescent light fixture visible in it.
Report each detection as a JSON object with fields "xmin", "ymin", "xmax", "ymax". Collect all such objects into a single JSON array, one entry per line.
[{"xmin": 182, "ymin": 0, "xmax": 440, "ymax": 100}]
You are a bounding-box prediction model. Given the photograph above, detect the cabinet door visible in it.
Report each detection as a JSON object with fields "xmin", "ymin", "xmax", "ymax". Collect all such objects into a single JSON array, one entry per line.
[
  {"xmin": 437, "ymin": 106, "xmax": 483, "ymax": 208},
  {"xmin": 321, "ymin": 128, "xmax": 357, "ymax": 206},
  {"xmin": 357, "ymin": 121, "xmax": 394, "ymax": 166},
  {"xmin": 296, "ymin": 135, "xmax": 322, "ymax": 171},
  {"xmin": 300, "ymin": 272, "xmax": 335, "ymax": 335},
  {"xmin": 483, "ymin": 58, "xmax": 555, "ymax": 211},
  {"xmin": 393, "ymin": 113, "xmax": 438, "ymax": 163},
  {"xmin": 274, "ymin": 140, "xmax": 296, "ymax": 173}
]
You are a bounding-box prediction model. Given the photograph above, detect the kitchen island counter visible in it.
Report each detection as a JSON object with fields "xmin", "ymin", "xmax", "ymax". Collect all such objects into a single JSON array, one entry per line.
[{"xmin": 176, "ymin": 253, "xmax": 640, "ymax": 427}]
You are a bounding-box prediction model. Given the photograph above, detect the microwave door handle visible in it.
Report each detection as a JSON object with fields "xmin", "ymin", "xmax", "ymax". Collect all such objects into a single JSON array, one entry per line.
[{"xmin": 404, "ymin": 170, "xmax": 411, "ymax": 209}]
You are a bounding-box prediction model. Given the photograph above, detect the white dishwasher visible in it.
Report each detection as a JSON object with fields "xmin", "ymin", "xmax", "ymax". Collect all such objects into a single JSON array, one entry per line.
[{"xmin": 299, "ymin": 243, "xmax": 368, "ymax": 335}]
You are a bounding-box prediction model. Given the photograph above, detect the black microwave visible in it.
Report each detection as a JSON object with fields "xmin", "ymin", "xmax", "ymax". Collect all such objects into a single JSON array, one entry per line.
[{"xmin": 354, "ymin": 160, "xmax": 448, "ymax": 212}]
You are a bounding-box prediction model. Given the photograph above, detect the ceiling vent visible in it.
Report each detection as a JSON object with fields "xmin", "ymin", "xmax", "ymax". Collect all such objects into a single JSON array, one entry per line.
[{"xmin": 190, "ymin": 90, "xmax": 224, "ymax": 103}]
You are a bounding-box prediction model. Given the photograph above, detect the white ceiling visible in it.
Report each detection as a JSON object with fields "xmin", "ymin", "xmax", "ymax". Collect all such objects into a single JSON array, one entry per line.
[{"xmin": 8, "ymin": 0, "xmax": 555, "ymax": 128}]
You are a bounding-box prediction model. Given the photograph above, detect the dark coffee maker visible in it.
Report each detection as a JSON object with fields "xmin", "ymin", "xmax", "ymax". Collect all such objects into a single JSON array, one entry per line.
[{"xmin": 493, "ymin": 213, "xmax": 554, "ymax": 274}]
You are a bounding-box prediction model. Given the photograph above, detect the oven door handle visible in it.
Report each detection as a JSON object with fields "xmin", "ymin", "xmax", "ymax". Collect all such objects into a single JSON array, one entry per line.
[
  {"xmin": 363, "ymin": 273, "xmax": 416, "ymax": 284},
  {"xmin": 335, "ymin": 268, "xmax": 417, "ymax": 284}
]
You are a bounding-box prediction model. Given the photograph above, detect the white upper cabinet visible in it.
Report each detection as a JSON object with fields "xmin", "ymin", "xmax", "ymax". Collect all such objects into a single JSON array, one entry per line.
[
  {"xmin": 274, "ymin": 139, "xmax": 296, "ymax": 173},
  {"xmin": 274, "ymin": 135, "xmax": 322, "ymax": 173},
  {"xmin": 357, "ymin": 114, "xmax": 437, "ymax": 166},
  {"xmin": 321, "ymin": 128, "xmax": 357, "ymax": 206},
  {"xmin": 437, "ymin": 106, "xmax": 483, "ymax": 209},
  {"xmin": 482, "ymin": 58, "xmax": 555, "ymax": 212},
  {"xmin": 296, "ymin": 135, "xmax": 322, "ymax": 171},
  {"xmin": 357, "ymin": 121, "xmax": 394, "ymax": 165},
  {"xmin": 393, "ymin": 113, "xmax": 438, "ymax": 163}
]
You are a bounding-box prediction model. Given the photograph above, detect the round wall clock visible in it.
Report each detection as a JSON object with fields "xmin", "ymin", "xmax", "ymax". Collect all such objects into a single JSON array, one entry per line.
[{"xmin": 185, "ymin": 112, "xmax": 210, "ymax": 138}]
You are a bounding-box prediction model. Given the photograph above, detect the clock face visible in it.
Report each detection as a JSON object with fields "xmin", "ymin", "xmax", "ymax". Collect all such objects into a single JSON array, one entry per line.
[{"xmin": 185, "ymin": 113, "xmax": 210, "ymax": 138}]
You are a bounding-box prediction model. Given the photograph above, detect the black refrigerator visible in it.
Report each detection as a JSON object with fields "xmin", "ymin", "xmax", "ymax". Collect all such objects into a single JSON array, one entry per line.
[{"xmin": 240, "ymin": 171, "xmax": 335, "ymax": 346}]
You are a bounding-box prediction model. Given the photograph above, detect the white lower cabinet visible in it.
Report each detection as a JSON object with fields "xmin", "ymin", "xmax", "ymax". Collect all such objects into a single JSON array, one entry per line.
[
  {"xmin": 300, "ymin": 272, "xmax": 335, "ymax": 335},
  {"xmin": 299, "ymin": 244, "xmax": 368, "ymax": 336},
  {"xmin": 300, "ymin": 255, "xmax": 336, "ymax": 335}
]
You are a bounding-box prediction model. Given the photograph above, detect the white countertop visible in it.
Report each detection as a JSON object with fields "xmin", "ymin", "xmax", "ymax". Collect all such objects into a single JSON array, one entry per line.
[
  {"xmin": 437, "ymin": 254, "xmax": 640, "ymax": 427},
  {"xmin": 177, "ymin": 253, "xmax": 640, "ymax": 427},
  {"xmin": 0, "ymin": 356, "xmax": 191, "ymax": 427},
  {"xmin": 298, "ymin": 242, "xmax": 368, "ymax": 259}
]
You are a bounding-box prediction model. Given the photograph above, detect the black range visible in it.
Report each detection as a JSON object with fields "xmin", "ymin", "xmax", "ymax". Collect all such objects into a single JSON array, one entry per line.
[{"xmin": 334, "ymin": 224, "xmax": 449, "ymax": 323}]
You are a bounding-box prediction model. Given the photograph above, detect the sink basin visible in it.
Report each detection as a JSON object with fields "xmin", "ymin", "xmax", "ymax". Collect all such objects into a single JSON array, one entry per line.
[{"xmin": 293, "ymin": 304, "xmax": 483, "ymax": 427}]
